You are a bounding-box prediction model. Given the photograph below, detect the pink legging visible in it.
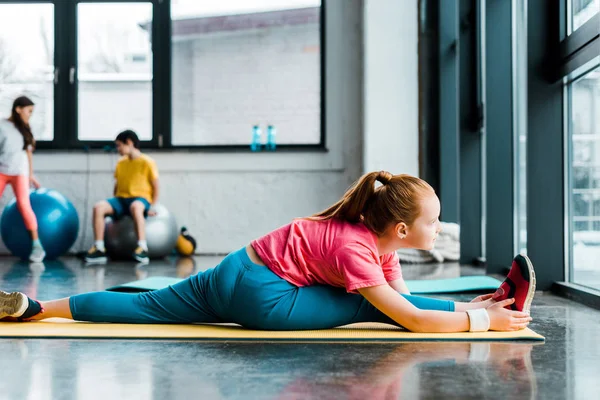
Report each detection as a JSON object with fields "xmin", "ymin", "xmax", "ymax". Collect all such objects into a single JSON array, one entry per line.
[{"xmin": 0, "ymin": 174, "xmax": 38, "ymax": 231}]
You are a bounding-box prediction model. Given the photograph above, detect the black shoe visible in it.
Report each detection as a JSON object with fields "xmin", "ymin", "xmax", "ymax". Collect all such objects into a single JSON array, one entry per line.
[
  {"xmin": 133, "ymin": 246, "xmax": 149, "ymax": 264},
  {"xmin": 85, "ymin": 246, "xmax": 108, "ymax": 264}
]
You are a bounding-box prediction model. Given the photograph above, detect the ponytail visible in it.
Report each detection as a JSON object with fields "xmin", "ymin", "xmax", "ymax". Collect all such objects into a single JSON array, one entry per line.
[
  {"xmin": 311, "ymin": 171, "xmax": 434, "ymax": 235},
  {"xmin": 311, "ymin": 171, "xmax": 391, "ymax": 223},
  {"xmin": 8, "ymin": 96, "xmax": 36, "ymax": 150}
]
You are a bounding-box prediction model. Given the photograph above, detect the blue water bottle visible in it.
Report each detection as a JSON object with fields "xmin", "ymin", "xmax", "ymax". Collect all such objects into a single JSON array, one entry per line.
[
  {"xmin": 266, "ymin": 125, "xmax": 276, "ymax": 151},
  {"xmin": 250, "ymin": 125, "xmax": 262, "ymax": 151}
]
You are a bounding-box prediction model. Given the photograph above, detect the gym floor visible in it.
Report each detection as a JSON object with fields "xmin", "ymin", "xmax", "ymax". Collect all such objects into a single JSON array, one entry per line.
[{"xmin": 0, "ymin": 257, "xmax": 597, "ymax": 400}]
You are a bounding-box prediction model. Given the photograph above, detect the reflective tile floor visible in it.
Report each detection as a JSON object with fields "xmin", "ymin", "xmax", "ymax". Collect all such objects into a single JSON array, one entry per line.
[{"xmin": 0, "ymin": 256, "xmax": 598, "ymax": 400}]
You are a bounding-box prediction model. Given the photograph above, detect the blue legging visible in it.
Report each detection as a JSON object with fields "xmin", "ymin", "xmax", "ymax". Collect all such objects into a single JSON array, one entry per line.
[{"xmin": 69, "ymin": 248, "xmax": 455, "ymax": 330}]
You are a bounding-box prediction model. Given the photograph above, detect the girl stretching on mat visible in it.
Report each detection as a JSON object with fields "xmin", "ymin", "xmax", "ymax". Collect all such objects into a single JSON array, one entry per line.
[
  {"xmin": 0, "ymin": 96, "xmax": 45, "ymax": 263},
  {"xmin": 0, "ymin": 171, "xmax": 535, "ymax": 333}
]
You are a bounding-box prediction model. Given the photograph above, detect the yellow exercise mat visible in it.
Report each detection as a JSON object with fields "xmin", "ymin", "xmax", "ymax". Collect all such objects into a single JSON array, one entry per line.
[{"xmin": 0, "ymin": 319, "xmax": 544, "ymax": 342}]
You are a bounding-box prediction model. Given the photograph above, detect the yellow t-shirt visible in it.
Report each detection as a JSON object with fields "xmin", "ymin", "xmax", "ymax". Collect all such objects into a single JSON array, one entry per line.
[{"xmin": 114, "ymin": 154, "xmax": 158, "ymax": 203}]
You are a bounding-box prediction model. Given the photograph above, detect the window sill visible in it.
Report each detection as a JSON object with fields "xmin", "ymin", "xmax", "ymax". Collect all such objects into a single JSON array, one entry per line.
[
  {"xmin": 33, "ymin": 145, "xmax": 341, "ymax": 173},
  {"xmin": 35, "ymin": 144, "xmax": 327, "ymax": 153},
  {"xmin": 552, "ymin": 281, "xmax": 600, "ymax": 311}
]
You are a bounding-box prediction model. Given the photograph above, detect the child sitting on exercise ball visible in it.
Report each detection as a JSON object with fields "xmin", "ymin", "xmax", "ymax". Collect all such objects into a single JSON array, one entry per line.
[
  {"xmin": 85, "ymin": 130, "xmax": 159, "ymax": 264},
  {"xmin": 0, "ymin": 96, "xmax": 45, "ymax": 263}
]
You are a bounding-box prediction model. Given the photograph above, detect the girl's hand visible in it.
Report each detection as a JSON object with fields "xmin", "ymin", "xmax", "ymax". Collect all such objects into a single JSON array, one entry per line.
[
  {"xmin": 487, "ymin": 298, "xmax": 532, "ymax": 331},
  {"xmin": 470, "ymin": 293, "xmax": 494, "ymax": 303},
  {"xmin": 29, "ymin": 176, "xmax": 41, "ymax": 189}
]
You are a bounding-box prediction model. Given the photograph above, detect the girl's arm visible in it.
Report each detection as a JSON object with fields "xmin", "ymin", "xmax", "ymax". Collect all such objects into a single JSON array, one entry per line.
[
  {"xmin": 388, "ymin": 279, "xmax": 410, "ymax": 294},
  {"xmin": 27, "ymin": 148, "xmax": 33, "ymax": 176},
  {"xmin": 387, "ymin": 280, "xmax": 493, "ymax": 310},
  {"xmin": 26, "ymin": 148, "xmax": 41, "ymax": 188},
  {"xmin": 358, "ymin": 284, "xmax": 531, "ymax": 333}
]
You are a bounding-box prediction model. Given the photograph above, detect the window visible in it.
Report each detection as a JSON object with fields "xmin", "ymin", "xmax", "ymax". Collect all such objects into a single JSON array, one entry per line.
[
  {"xmin": 568, "ymin": 64, "xmax": 600, "ymax": 290},
  {"xmin": 570, "ymin": 0, "xmax": 599, "ymax": 32},
  {"xmin": 170, "ymin": 0, "xmax": 323, "ymax": 146},
  {"xmin": 0, "ymin": 3, "xmax": 54, "ymax": 141},
  {"xmin": 77, "ymin": 3, "xmax": 153, "ymax": 141},
  {"xmin": 0, "ymin": 0, "xmax": 324, "ymax": 150},
  {"xmin": 514, "ymin": 0, "xmax": 528, "ymax": 255}
]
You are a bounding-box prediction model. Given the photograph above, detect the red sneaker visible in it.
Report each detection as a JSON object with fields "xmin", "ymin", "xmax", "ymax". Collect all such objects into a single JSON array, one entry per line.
[{"xmin": 492, "ymin": 254, "xmax": 536, "ymax": 313}]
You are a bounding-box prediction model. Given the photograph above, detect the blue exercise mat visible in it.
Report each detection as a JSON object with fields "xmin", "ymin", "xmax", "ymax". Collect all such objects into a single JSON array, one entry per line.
[
  {"xmin": 106, "ymin": 276, "xmax": 183, "ymax": 292},
  {"xmin": 107, "ymin": 275, "xmax": 502, "ymax": 294},
  {"xmin": 406, "ymin": 276, "xmax": 502, "ymax": 294}
]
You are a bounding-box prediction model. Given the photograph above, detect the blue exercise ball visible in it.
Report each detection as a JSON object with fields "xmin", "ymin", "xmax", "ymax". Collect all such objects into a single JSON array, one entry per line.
[{"xmin": 1, "ymin": 188, "xmax": 79, "ymax": 260}]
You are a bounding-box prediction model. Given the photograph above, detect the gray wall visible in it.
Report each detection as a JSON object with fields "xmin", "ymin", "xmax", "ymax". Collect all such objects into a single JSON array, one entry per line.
[
  {"xmin": 0, "ymin": 0, "xmax": 421, "ymax": 256},
  {"xmin": 0, "ymin": 0, "xmax": 365, "ymax": 255}
]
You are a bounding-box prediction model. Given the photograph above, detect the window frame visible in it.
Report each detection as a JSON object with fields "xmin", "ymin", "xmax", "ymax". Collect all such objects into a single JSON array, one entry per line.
[
  {"xmin": 0, "ymin": 0, "xmax": 326, "ymax": 152},
  {"xmin": 555, "ymin": 12, "xmax": 599, "ymax": 80},
  {"xmin": 552, "ymin": 2, "xmax": 600, "ymax": 298},
  {"xmin": 165, "ymin": 1, "xmax": 326, "ymax": 151},
  {"xmin": 0, "ymin": 0, "xmax": 57, "ymax": 144},
  {"xmin": 563, "ymin": 42, "xmax": 600, "ymax": 289}
]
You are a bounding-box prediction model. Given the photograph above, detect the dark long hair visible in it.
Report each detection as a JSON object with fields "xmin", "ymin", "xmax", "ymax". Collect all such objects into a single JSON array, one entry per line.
[{"xmin": 8, "ymin": 96, "xmax": 35, "ymax": 150}]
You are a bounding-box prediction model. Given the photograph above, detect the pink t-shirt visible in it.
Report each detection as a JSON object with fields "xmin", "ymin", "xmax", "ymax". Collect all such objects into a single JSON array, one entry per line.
[{"xmin": 251, "ymin": 218, "xmax": 402, "ymax": 293}]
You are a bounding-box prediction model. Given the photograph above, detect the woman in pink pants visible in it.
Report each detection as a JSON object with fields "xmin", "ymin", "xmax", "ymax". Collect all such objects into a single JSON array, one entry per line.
[{"xmin": 0, "ymin": 96, "xmax": 45, "ymax": 262}]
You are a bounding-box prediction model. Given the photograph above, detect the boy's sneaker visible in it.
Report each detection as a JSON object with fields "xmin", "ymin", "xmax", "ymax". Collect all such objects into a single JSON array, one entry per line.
[
  {"xmin": 133, "ymin": 246, "xmax": 149, "ymax": 264},
  {"xmin": 0, "ymin": 291, "xmax": 28, "ymax": 319},
  {"xmin": 85, "ymin": 245, "xmax": 108, "ymax": 264},
  {"xmin": 492, "ymin": 254, "xmax": 536, "ymax": 313},
  {"xmin": 29, "ymin": 245, "xmax": 46, "ymax": 263}
]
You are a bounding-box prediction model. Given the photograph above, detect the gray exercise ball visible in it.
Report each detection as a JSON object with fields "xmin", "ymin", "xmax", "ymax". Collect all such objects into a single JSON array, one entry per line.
[{"xmin": 104, "ymin": 204, "xmax": 178, "ymax": 260}]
